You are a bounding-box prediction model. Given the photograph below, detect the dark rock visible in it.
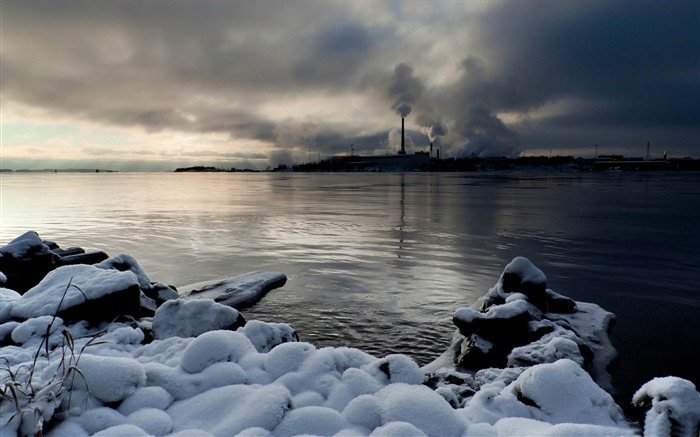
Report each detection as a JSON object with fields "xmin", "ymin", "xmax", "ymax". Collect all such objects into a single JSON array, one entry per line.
[
  {"xmin": 453, "ymin": 300, "xmax": 540, "ymax": 346},
  {"xmin": 143, "ymin": 282, "xmax": 179, "ymax": 307},
  {"xmin": 545, "ymin": 289, "xmax": 577, "ymax": 313},
  {"xmin": 57, "ymin": 283, "xmax": 142, "ymax": 324},
  {"xmin": 139, "ymin": 292, "xmax": 157, "ymax": 318},
  {"xmin": 54, "ymin": 251, "xmax": 109, "ymax": 268},
  {"xmin": 52, "ymin": 247, "xmax": 85, "ymax": 257},
  {"xmin": 0, "ymin": 231, "xmax": 57, "ymax": 293},
  {"xmin": 457, "ymin": 334, "xmax": 508, "ymax": 369}
]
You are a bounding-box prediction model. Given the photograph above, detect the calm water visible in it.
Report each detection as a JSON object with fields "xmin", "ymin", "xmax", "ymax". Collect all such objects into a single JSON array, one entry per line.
[{"xmin": 2, "ymin": 171, "xmax": 699, "ymax": 405}]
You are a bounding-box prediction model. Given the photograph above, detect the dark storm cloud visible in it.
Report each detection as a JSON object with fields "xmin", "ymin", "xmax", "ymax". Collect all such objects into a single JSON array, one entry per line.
[
  {"xmin": 447, "ymin": 1, "xmax": 700, "ymax": 153},
  {"xmin": 3, "ymin": 0, "xmax": 698, "ymax": 164}
]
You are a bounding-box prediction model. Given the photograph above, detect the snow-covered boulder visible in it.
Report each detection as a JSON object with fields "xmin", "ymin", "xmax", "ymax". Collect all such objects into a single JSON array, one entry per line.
[
  {"xmin": 237, "ymin": 320, "xmax": 299, "ymax": 353},
  {"xmin": 10, "ymin": 264, "xmax": 141, "ymax": 323},
  {"xmin": 633, "ymin": 376, "xmax": 700, "ymax": 437},
  {"xmin": 424, "ymin": 256, "xmax": 618, "ymax": 400},
  {"xmin": 152, "ymin": 298, "xmax": 246, "ymax": 340},
  {"xmin": 183, "ymin": 271, "xmax": 287, "ymax": 309},
  {"xmin": 0, "ymin": 231, "xmax": 56, "ymax": 292}
]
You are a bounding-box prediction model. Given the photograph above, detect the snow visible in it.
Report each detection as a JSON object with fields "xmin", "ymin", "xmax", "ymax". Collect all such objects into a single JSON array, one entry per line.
[
  {"xmin": 2, "ymin": 251, "xmax": 698, "ymax": 437},
  {"xmin": 238, "ymin": 320, "xmax": 298, "ymax": 353},
  {"xmin": 152, "ymin": 298, "xmax": 244, "ymax": 340},
  {"xmin": 117, "ymin": 386, "xmax": 174, "ymax": 416},
  {"xmin": 96, "ymin": 254, "xmax": 151, "ymax": 288},
  {"xmin": 11, "ymin": 264, "xmax": 139, "ymax": 319},
  {"xmin": 503, "ymin": 256, "xmax": 547, "ymax": 285},
  {"xmin": 0, "ymin": 231, "xmax": 49, "ymax": 259},
  {"xmin": 633, "ymin": 377, "xmax": 700, "ymax": 437},
  {"xmin": 182, "ymin": 271, "xmax": 287, "ymax": 308},
  {"xmin": 179, "ymin": 330, "xmax": 255, "ymax": 373},
  {"xmin": 0, "ymin": 288, "xmax": 20, "ymax": 323},
  {"xmin": 70, "ymin": 354, "xmax": 147, "ymax": 403}
]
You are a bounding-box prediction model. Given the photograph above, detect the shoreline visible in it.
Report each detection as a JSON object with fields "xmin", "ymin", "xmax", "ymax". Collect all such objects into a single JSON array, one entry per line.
[{"xmin": 2, "ymin": 232, "xmax": 699, "ymax": 436}]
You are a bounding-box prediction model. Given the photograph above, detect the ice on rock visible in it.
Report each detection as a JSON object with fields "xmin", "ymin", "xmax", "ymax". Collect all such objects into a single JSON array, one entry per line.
[
  {"xmin": 117, "ymin": 386, "xmax": 174, "ymax": 416},
  {"xmin": 180, "ymin": 330, "xmax": 256, "ymax": 373},
  {"xmin": 152, "ymin": 298, "xmax": 245, "ymax": 340},
  {"xmin": 633, "ymin": 376, "xmax": 700, "ymax": 437},
  {"xmin": 126, "ymin": 408, "xmax": 173, "ymax": 436},
  {"xmin": 167, "ymin": 384, "xmax": 291, "ymax": 435},
  {"xmin": 273, "ymin": 405, "xmax": 349, "ymax": 437},
  {"xmin": 72, "ymin": 354, "xmax": 146, "ymax": 403},
  {"xmin": 0, "ymin": 271, "xmax": 7, "ymax": 283}
]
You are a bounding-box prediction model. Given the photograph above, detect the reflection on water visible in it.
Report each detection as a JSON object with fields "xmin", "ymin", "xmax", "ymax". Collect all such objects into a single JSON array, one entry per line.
[{"xmin": 2, "ymin": 171, "xmax": 699, "ymax": 401}]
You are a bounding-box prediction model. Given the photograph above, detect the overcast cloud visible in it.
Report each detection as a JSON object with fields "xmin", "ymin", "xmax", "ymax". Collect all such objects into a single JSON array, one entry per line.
[{"xmin": 2, "ymin": 1, "xmax": 698, "ymax": 170}]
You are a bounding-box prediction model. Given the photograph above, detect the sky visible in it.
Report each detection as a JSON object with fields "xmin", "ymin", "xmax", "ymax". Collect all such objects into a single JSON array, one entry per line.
[{"xmin": 1, "ymin": 1, "xmax": 698, "ymax": 171}]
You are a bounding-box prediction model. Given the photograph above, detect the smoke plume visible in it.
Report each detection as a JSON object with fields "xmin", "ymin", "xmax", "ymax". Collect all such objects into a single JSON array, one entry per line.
[
  {"xmin": 416, "ymin": 115, "xmax": 448, "ymax": 142},
  {"xmin": 388, "ymin": 63, "xmax": 424, "ymax": 117}
]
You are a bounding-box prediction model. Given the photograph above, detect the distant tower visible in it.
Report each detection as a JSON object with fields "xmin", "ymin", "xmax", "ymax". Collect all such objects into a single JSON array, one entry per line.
[
  {"xmin": 399, "ymin": 117, "xmax": 406, "ymax": 155},
  {"xmin": 646, "ymin": 141, "xmax": 651, "ymax": 161},
  {"xmin": 430, "ymin": 142, "xmax": 433, "ymax": 158},
  {"xmin": 595, "ymin": 145, "xmax": 599, "ymax": 158}
]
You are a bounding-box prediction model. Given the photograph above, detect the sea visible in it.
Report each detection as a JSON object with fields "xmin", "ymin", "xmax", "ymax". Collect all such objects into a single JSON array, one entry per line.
[{"xmin": 2, "ymin": 171, "xmax": 699, "ymax": 407}]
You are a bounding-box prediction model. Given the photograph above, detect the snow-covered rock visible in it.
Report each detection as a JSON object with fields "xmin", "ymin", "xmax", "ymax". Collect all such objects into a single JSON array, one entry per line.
[
  {"xmin": 633, "ymin": 376, "xmax": 700, "ymax": 437},
  {"xmin": 11, "ymin": 264, "xmax": 141, "ymax": 322},
  {"xmin": 2, "ymin": 245, "xmax": 696, "ymax": 437},
  {"xmin": 183, "ymin": 271, "xmax": 287, "ymax": 309},
  {"xmin": 0, "ymin": 287, "xmax": 21, "ymax": 323},
  {"xmin": 152, "ymin": 298, "xmax": 246, "ymax": 340},
  {"xmin": 425, "ymin": 256, "xmax": 617, "ymax": 396},
  {"xmin": 0, "ymin": 231, "xmax": 56, "ymax": 292}
]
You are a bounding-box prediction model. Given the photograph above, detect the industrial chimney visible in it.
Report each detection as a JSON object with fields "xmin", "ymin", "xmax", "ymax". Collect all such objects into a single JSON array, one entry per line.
[
  {"xmin": 430, "ymin": 142, "xmax": 433, "ymax": 158},
  {"xmin": 400, "ymin": 117, "xmax": 406, "ymax": 155}
]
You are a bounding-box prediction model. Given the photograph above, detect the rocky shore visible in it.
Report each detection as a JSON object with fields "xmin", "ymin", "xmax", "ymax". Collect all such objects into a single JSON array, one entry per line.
[{"xmin": 1, "ymin": 231, "xmax": 698, "ymax": 436}]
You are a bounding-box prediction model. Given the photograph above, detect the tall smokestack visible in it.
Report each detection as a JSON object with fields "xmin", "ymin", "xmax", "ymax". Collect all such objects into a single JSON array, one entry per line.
[
  {"xmin": 400, "ymin": 117, "xmax": 406, "ymax": 155},
  {"xmin": 430, "ymin": 142, "xmax": 433, "ymax": 158}
]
